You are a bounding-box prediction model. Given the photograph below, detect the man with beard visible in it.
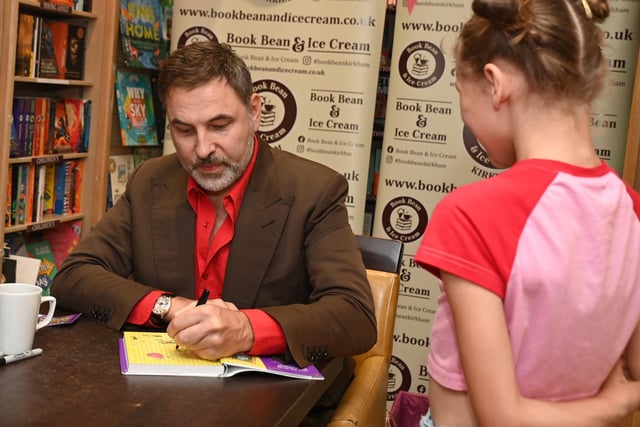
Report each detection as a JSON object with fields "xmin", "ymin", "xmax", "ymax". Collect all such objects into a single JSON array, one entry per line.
[{"xmin": 51, "ymin": 42, "xmax": 376, "ymax": 416}]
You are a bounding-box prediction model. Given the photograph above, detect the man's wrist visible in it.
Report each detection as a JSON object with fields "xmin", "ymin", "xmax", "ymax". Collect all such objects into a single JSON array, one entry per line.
[{"xmin": 151, "ymin": 294, "xmax": 172, "ymax": 323}]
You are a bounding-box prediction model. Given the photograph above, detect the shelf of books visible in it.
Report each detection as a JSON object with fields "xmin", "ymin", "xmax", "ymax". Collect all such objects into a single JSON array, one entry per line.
[
  {"xmin": 1, "ymin": 0, "xmax": 118, "ymax": 283},
  {"xmin": 106, "ymin": 0, "xmax": 171, "ymax": 209}
]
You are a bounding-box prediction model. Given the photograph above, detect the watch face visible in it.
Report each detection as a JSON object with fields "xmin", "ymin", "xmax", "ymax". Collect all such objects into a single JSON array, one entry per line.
[{"xmin": 153, "ymin": 295, "xmax": 171, "ymax": 316}]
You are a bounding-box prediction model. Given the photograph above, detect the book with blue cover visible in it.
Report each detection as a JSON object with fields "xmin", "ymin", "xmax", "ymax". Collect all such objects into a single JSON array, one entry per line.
[{"xmin": 115, "ymin": 70, "xmax": 159, "ymax": 146}]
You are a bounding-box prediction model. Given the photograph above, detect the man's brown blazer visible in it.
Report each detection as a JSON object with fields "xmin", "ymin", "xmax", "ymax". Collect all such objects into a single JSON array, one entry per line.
[{"xmin": 52, "ymin": 140, "xmax": 376, "ymax": 367}]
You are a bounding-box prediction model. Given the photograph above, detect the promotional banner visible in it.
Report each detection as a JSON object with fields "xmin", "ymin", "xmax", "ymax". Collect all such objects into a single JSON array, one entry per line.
[
  {"xmin": 166, "ymin": 0, "xmax": 388, "ymax": 233},
  {"xmin": 592, "ymin": 0, "xmax": 640, "ymax": 173},
  {"xmin": 373, "ymin": 0, "xmax": 640, "ymax": 410}
]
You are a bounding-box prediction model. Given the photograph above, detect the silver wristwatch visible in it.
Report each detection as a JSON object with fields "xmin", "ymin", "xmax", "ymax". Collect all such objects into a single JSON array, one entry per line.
[{"xmin": 152, "ymin": 294, "xmax": 172, "ymax": 320}]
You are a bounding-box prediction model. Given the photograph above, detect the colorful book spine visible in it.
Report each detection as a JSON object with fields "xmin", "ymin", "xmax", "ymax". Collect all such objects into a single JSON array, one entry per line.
[
  {"xmin": 5, "ymin": 167, "xmax": 12, "ymax": 227},
  {"xmin": 43, "ymin": 163, "xmax": 56, "ymax": 215},
  {"xmin": 53, "ymin": 161, "xmax": 67, "ymax": 215},
  {"xmin": 25, "ymin": 164, "xmax": 36, "ymax": 224},
  {"xmin": 25, "ymin": 97, "xmax": 36, "ymax": 157}
]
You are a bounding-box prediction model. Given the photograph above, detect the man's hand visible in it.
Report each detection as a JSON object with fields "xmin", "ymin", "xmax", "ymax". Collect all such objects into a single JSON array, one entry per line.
[{"xmin": 165, "ymin": 297, "xmax": 255, "ymax": 360}]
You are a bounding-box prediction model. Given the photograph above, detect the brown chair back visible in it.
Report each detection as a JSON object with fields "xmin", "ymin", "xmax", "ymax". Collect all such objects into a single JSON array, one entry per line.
[{"xmin": 328, "ymin": 269, "xmax": 400, "ymax": 427}]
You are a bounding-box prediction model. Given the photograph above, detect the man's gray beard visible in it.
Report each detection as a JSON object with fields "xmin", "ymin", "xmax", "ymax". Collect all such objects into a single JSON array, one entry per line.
[{"xmin": 185, "ymin": 136, "xmax": 254, "ymax": 193}]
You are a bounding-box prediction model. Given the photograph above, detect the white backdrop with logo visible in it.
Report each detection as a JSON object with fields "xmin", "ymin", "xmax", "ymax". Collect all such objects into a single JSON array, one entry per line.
[{"xmin": 164, "ymin": 0, "xmax": 388, "ymax": 234}]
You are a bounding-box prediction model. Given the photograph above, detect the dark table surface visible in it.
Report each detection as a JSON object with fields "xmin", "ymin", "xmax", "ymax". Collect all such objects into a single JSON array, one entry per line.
[{"xmin": 0, "ymin": 315, "xmax": 342, "ymax": 427}]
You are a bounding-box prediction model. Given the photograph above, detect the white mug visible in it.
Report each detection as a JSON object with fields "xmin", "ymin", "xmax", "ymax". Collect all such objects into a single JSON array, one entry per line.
[{"xmin": 0, "ymin": 283, "xmax": 56, "ymax": 355}]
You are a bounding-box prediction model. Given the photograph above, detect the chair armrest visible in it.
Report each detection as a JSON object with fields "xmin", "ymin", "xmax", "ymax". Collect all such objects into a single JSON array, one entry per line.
[{"xmin": 328, "ymin": 355, "xmax": 389, "ymax": 427}]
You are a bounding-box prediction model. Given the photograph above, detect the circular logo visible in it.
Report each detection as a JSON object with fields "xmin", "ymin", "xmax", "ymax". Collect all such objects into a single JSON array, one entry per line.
[
  {"xmin": 387, "ymin": 355, "xmax": 412, "ymax": 401},
  {"xmin": 176, "ymin": 26, "xmax": 218, "ymax": 49},
  {"xmin": 381, "ymin": 196, "xmax": 429, "ymax": 243},
  {"xmin": 253, "ymin": 79, "xmax": 297, "ymax": 144},
  {"xmin": 462, "ymin": 125, "xmax": 501, "ymax": 169},
  {"xmin": 398, "ymin": 41, "xmax": 446, "ymax": 89}
]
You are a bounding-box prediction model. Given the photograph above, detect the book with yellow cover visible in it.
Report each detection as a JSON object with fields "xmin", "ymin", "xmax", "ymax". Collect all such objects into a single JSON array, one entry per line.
[{"xmin": 119, "ymin": 331, "xmax": 324, "ymax": 380}]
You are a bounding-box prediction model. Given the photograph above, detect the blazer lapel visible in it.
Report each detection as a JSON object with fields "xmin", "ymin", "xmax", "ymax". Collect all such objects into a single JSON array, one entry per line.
[
  {"xmin": 150, "ymin": 156, "xmax": 197, "ymax": 297},
  {"xmin": 223, "ymin": 143, "xmax": 293, "ymax": 307}
]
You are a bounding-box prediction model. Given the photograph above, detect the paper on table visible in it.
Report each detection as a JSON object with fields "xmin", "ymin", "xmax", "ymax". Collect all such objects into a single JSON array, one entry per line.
[{"xmin": 8, "ymin": 254, "xmax": 41, "ymax": 285}]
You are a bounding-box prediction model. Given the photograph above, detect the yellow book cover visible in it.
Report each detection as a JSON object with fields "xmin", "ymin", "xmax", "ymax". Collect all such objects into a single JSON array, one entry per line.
[{"xmin": 119, "ymin": 331, "xmax": 323, "ymax": 380}]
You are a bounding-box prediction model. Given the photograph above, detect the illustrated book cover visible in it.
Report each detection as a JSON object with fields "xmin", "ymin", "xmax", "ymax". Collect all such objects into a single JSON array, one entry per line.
[
  {"xmin": 64, "ymin": 23, "xmax": 87, "ymax": 80},
  {"xmin": 119, "ymin": 0, "xmax": 166, "ymax": 70},
  {"xmin": 15, "ymin": 13, "xmax": 36, "ymax": 77},
  {"xmin": 38, "ymin": 19, "xmax": 68, "ymax": 79},
  {"xmin": 115, "ymin": 70, "xmax": 159, "ymax": 146},
  {"xmin": 109, "ymin": 154, "xmax": 135, "ymax": 205},
  {"xmin": 119, "ymin": 332, "xmax": 324, "ymax": 380},
  {"xmin": 25, "ymin": 240, "xmax": 57, "ymax": 296},
  {"xmin": 39, "ymin": 220, "xmax": 82, "ymax": 267}
]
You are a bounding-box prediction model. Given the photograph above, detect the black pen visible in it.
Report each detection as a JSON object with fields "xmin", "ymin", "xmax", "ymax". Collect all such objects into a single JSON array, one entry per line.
[
  {"xmin": 196, "ymin": 289, "xmax": 210, "ymax": 306},
  {"xmin": 175, "ymin": 289, "xmax": 210, "ymax": 350}
]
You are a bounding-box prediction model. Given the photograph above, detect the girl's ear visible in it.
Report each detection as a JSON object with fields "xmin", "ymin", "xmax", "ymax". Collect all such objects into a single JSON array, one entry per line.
[{"xmin": 483, "ymin": 63, "xmax": 509, "ymax": 110}]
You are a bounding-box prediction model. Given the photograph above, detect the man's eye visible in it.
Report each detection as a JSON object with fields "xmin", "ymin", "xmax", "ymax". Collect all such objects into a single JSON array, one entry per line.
[
  {"xmin": 209, "ymin": 120, "xmax": 231, "ymax": 130},
  {"xmin": 174, "ymin": 126, "xmax": 194, "ymax": 135}
]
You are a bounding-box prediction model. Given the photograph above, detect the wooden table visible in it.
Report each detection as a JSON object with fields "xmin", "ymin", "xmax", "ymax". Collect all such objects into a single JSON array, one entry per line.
[{"xmin": 0, "ymin": 316, "xmax": 342, "ymax": 427}]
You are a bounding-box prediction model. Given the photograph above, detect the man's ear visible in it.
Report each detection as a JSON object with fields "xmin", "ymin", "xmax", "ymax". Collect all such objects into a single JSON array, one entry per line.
[
  {"xmin": 483, "ymin": 63, "xmax": 508, "ymax": 110},
  {"xmin": 250, "ymin": 93, "xmax": 262, "ymax": 132}
]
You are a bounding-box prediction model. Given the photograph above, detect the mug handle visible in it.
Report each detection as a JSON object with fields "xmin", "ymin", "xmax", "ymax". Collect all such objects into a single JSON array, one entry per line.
[{"xmin": 36, "ymin": 296, "xmax": 57, "ymax": 330}]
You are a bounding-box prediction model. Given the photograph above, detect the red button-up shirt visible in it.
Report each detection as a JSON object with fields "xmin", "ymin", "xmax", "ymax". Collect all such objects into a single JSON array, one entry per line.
[{"xmin": 127, "ymin": 138, "xmax": 286, "ymax": 355}]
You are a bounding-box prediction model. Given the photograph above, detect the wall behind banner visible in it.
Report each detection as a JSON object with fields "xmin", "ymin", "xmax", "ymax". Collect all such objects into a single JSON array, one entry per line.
[
  {"xmin": 163, "ymin": 0, "xmax": 388, "ymax": 235},
  {"xmin": 372, "ymin": 0, "xmax": 640, "ymax": 411}
]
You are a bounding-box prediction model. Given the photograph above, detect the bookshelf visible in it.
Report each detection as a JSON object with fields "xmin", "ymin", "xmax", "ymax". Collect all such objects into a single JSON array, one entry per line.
[
  {"xmin": 0, "ymin": 1, "xmax": 118, "ymax": 267},
  {"xmin": 622, "ymin": 46, "xmax": 640, "ymax": 191}
]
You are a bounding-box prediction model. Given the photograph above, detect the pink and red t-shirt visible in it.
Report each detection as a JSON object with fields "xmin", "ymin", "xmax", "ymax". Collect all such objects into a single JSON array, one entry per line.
[{"xmin": 415, "ymin": 159, "xmax": 640, "ymax": 401}]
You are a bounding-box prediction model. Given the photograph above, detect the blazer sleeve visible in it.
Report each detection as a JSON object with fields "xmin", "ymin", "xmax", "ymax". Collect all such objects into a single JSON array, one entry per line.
[
  {"xmin": 260, "ymin": 173, "xmax": 377, "ymax": 367},
  {"xmin": 50, "ymin": 156, "xmax": 195, "ymax": 330}
]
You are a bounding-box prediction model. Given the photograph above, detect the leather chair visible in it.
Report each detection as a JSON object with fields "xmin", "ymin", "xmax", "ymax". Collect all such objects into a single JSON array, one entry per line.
[
  {"xmin": 328, "ymin": 236, "xmax": 403, "ymax": 427},
  {"xmin": 355, "ymin": 234, "xmax": 404, "ymax": 274}
]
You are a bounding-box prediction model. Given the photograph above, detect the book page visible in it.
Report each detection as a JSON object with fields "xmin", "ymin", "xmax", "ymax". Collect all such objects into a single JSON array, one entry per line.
[{"xmin": 123, "ymin": 331, "xmax": 223, "ymax": 368}]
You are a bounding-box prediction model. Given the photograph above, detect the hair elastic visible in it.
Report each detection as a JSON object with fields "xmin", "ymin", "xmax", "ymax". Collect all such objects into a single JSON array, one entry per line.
[{"xmin": 581, "ymin": 0, "xmax": 593, "ymax": 19}]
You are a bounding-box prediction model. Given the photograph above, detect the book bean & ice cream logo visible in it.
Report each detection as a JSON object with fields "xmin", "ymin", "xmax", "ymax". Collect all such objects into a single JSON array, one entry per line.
[
  {"xmin": 176, "ymin": 26, "xmax": 218, "ymax": 48},
  {"xmin": 387, "ymin": 355, "xmax": 412, "ymax": 401},
  {"xmin": 254, "ymin": 79, "xmax": 297, "ymax": 145},
  {"xmin": 398, "ymin": 40, "xmax": 446, "ymax": 89},
  {"xmin": 381, "ymin": 196, "xmax": 428, "ymax": 243},
  {"xmin": 462, "ymin": 124, "xmax": 500, "ymax": 169}
]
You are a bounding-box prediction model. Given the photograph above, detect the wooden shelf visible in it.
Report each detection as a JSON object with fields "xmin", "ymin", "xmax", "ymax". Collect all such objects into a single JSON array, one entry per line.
[{"xmin": 0, "ymin": 1, "xmax": 118, "ymax": 266}]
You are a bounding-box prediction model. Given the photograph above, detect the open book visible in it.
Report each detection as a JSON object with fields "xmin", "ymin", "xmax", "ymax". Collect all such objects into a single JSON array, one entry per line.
[{"xmin": 119, "ymin": 331, "xmax": 324, "ymax": 380}]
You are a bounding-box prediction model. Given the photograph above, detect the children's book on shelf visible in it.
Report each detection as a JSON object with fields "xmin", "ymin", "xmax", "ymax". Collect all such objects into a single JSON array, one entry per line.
[
  {"xmin": 25, "ymin": 240, "xmax": 57, "ymax": 296},
  {"xmin": 40, "ymin": 220, "xmax": 82, "ymax": 267},
  {"xmin": 38, "ymin": 19, "xmax": 69, "ymax": 79},
  {"xmin": 109, "ymin": 154, "xmax": 135, "ymax": 205},
  {"xmin": 119, "ymin": 331, "xmax": 324, "ymax": 380},
  {"xmin": 9, "ymin": 111, "xmax": 19, "ymax": 158},
  {"xmin": 65, "ymin": 23, "xmax": 86, "ymax": 80},
  {"xmin": 115, "ymin": 70, "xmax": 159, "ymax": 146},
  {"xmin": 5, "ymin": 167, "xmax": 12, "ymax": 227},
  {"xmin": 119, "ymin": 0, "xmax": 167, "ymax": 70},
  {"xmin": 64, "ymin": 98, "xmax": 85, "ymax": 153},
  {"xmin": 15, "ymin": 12, "xmax": 37, "ymax": 77},
  {"xmin": 52, "ymin": 98, "xmax": 72, "ymax": 153}
]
